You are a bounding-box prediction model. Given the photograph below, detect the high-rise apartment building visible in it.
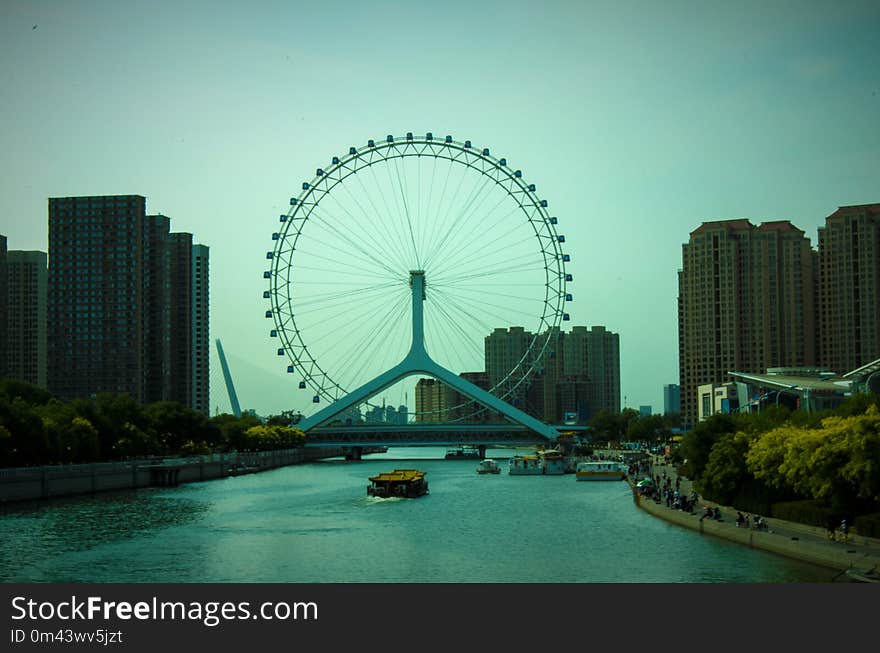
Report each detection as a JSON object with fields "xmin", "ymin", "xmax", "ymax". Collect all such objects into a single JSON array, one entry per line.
[
  {"xmin": 818, "ymin": 204, "xmax": 880, "ymax": 374},
  {"xmin": 145, "ymin": 214, "xmax": 171, "ymax": 404},
  {"xmin": 192, "ymin": 243, "xmax": 210, "ymax": 414},
  {"xmin": 0, "ymin": 235, "xmax": 7, "ymax": 380},
  {"xmin": 48, "ymin": 195, "xmax": 148, "ymax": 402},
  {"xmin": 678, "ymin": 219, "xmax": 815, "ymax": 426},
  {"xmin": 663, "ymin": 383, "xmax": 680, "ymax": 415},
  {"xmin": 414, "ymin": 377, "xmax": 452, "ymax": 421},
  {"xmin": 486, "ymin": 325, "xmax": 619, "ymax": 422},
  {"xmin": 582, "ymin": 325, "xmax": 620, "ymax": 416},
  {"xmin": 47, "ymin": 195, "xmax": 209, "ymax": 412},
  {"xmin": 484, "ymin": 326, "xmax": 535, "ymax": 401},
  {"xmin": 6, "ymin": 251, "xmax": 48, "ymax": 387}
]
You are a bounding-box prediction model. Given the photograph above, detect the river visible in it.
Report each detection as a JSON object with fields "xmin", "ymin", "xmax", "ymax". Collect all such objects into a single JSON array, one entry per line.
[{"xmin": 0, "ymin": 447, "xmax": 833, "ymax": 583}]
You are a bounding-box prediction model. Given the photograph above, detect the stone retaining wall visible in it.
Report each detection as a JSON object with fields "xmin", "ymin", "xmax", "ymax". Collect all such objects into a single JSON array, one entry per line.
[
  {"xmin": 633, "ymin": 488, "xmax": 878, "ymax": 573},
  {"xmin": 0, "ymin": 447, "xmax": 346, "ymax": 504}
]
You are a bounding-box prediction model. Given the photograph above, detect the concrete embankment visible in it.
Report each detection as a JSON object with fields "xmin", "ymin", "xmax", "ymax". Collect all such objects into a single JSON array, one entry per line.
[
  {"xmin": 0, "ymin": 447, "xmax": 350, "ymax": 504},
  {"xmin": 631, "ymin": 482, "xmax": 880, "ymax": 574}
]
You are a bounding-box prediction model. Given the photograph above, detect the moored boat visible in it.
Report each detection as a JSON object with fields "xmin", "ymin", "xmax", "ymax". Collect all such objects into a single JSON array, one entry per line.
[
  {"xmin": 367, "ymin": 469, "xmax": 429, "ymax": 498},
  {"xmin": 476, "ymin": 459, "xmax": 502, "ymax": 474},
  {"xmin": 509, "ymin": 454, "xmax": 543, "ymax": 475},
  {"xmin": 444, "ymin": 447, "xmax": 481, "ymax": 460},
  {"xmin": 575, "ymin": 460, "xmax": 627, "ymax": 481},
  {"xmin": 509, "ymin": 450, "xmax": 566, "ymax": 475},
  {"xmin": 540, "ymin": 449, "xmax": 566, "ymax": 475}
]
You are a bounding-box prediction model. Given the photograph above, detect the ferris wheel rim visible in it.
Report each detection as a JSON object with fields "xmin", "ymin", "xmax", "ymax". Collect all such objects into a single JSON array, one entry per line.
[{"xmin": 265, "ymin": 133, "xmax": 570, "ymax": 417}]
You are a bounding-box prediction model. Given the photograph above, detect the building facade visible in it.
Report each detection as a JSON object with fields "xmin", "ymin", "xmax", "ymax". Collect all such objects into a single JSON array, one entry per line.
[
  {"xmin": 0, "ymin": 235, "xmax": 6, "ymax": 380},
  {"xmin": 818, "ymin": 204, "xmax": 880, "ymax": 374},
  {"xmin": 5, "ymin": 251, "xmax": 48, "ymax": 387},
  {"xmin": 192, "ymin": 244, "xmax": 210, "ymax": 415},
  {"xmin": 484, "ymin": 324, "xmax": 620, "ymax": 423},
  {"xmin": 678, "ymin": 219, "xmax": 815, "ymax": 426},
  {"xmin": 663, "ymin": 383, "xmax": 680, "ymax": 415},
  {"xmin": 48, "ymin": 195, "xmax": 148, "ymax": 402},
  {"xmin": 47, "ymin": 195, "xmax": 209, "ymax": 412}
]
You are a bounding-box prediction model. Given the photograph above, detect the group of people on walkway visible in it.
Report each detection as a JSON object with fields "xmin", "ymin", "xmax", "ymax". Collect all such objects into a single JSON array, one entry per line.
[{"xmin": 735, "ymin": 511, "xmax": 768, "ymax": 531}]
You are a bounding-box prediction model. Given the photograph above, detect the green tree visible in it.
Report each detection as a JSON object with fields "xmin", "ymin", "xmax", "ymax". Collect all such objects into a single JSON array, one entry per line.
[
  {"xmin": 0, "ymin": 379, "xmax": 52, "ymax": 405},
  {"xmin": 0, "ymin": 396, "xmax": 50, "ymax": 466},
  {"xmin": 626, "ymin": 414, "xmax": 670, "ymax": 443},
  {"xmin": 210, "ymin": 413, "xmax": 262, "ymax": 451},
  {"xmin": 145, "ymin": 401, "xmax": 213, "ymax": 454},
  {"xmin": 698, "ymin": 430, "xmax": 753, "ymax": 504},
  {"xmin": 589, "ymin": 408, "xmax": 639, "ymax": 443},
  {"xmin": 677, "ymin": 413, "xmax": 738, "ymax": 482},
  {"xmin": 746, "ymin": 406, "xmax": 880, "ymax": 516}
]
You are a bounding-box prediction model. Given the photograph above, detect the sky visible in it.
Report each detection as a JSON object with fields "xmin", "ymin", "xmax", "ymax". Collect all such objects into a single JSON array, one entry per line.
[{"xmin": 1, "ymin": 0, "xmax": 878, "ymax": 419}]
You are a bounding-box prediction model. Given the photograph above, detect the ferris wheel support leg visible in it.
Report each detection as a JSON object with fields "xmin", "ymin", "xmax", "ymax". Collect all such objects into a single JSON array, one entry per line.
[
  {"xmin": 297, "ymin": 357, "xmax": 558, "ymax": 442},
  {"xmin": 296, "ymin": 361, "xmax": 417, "ymax": 432},
  {"xmin": 423, "ymin": 363, "xmax": 559, "ymax": 441}
]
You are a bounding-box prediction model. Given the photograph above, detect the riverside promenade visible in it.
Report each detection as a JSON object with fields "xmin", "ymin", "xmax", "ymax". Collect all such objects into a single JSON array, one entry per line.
[{"xmin": 633, "ymin": 456, "xmax": 880, "ymax": 579}]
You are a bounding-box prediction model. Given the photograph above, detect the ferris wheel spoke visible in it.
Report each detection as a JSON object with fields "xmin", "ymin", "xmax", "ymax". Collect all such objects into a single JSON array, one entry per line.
[
  {"xmin": 324, "ymin": 296, "xmax": 410, "ymax": 388},
  {"xmin": 346, "ymin": 305, "xmax": 411, "ymax": 391},
  {"xmin": 289, "ymin": 249, "xmax": 400, "ymax": 286},
  {"xmin": 298, "ymin": 288, "xmax": 409, "ymax": 366},
  {"xmin": 389, "ymin": 156, "xmax": 421, "ymax": 268},
  {"xmin": 430, "ymin": 292, "xmax": 499, "ymax": 346},
  {"xmin": 427, "ymin": 193, "xmax": 530, "ymax": 274},
  {"xmin": 293, "ymin": 227, "xmax": 398, "ymax": 281},
  {"xmin": 345, "ymin": 166, "xmax": 414, "ymax": 269},
  {"xmin": 379, "ymin": 157, "xmax": 413, "ymax": 261},
  {"xmin": 292, "ymin": 286, "xmax": 410, "ymax": 332},
  {"xmin": 423, "ymin": 169, "xmax": 494, "ymax": 271},
  {"xmin": 291, "ymin": 281, "xmax": 403, "ymax": 313},
  {"xmin": 292, "ymin": 289, "xmax": 409, "ymax": 333},
  {"xmin": 430, "ymin": 228, "xmax": 542, "ymax": 284},
  {"xmin": 306, "ymin": 204, "xmax": 404, "ymax": 279},
  {"xmin": 349, "ymin": 164, "xmax": 414, "ymax": 268},
  {"xmin": 417, "ymin": 155, "xmax": 440, "ymax": 260},
  {"xmin": 420, "ymin": 156, "xmax": 457, "ymax": 265},
  {"xmin": 420, "ymin": 157, "xmax": 482, "ymax": 270},
  {"xmin": 428, "ymin": 298, "xmax": 485, "ymax": 363},
  {"xmin": 322, "ymin": 179, "xmax": 409, "ymax": 270},
  {"xmin": 436, "ymin": 286, "xmax": 542, "ymax": 330},
  {"xmin": 432, "ymin": 261, "xmax": 548, "ymax": 287},
  {"xmin": 441, "ymin": 283, "xmax": 551, "ymax": 306},
  {"xmin": 444, "ymin": 184, "xmax": 522, "ymax": 249},
  {"xmin": 369, "ymin": 159, "xmax": 417, "ymax": 267}
]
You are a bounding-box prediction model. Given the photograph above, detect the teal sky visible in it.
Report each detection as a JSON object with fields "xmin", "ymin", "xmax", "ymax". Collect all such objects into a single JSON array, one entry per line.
[{"xmin": 2, "ymin": 0, "xmax": 878, "ymax": 417}]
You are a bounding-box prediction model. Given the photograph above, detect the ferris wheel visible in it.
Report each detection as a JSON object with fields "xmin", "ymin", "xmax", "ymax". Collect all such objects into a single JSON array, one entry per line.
[{"xmin": 264, "ymin": 132, "xmax": 571, "ymax": 422}]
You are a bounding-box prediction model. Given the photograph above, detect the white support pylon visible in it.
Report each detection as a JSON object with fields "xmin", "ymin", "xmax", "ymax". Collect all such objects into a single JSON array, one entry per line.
[{"xmin": 296, "ymin": 271, "xmax": 558, "ymax": 441}]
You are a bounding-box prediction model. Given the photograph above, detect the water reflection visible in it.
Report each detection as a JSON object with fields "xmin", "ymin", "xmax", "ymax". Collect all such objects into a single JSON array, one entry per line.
[{"xmin": 0, "ymin": 489, "xmax": 209, "ymax": 581}]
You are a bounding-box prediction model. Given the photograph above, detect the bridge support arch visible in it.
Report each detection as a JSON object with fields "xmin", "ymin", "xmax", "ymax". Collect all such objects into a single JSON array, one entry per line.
[{"xmin": 297, "ymin": 272, "xmax": 559, "ymax": 442}]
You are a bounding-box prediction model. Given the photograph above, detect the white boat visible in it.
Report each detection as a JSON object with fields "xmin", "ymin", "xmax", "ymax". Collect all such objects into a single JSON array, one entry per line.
[
  {"xmin": 509, "ymin": 454, "xmax": 544, "ymax": 475},
  {"xmin": 540, "ymin": 449, "xmax": 566, "ymax": 475},
  {"xmin": 509, "ymin": 450, "xmax": 566, "ymax": 476},
  {"xmin": 575, "ymin": 460, "xmax": 627, "ymax": 481},
  {"xmin": 476, "ymin": 459, "xmax": 502, "ymax": 474}
]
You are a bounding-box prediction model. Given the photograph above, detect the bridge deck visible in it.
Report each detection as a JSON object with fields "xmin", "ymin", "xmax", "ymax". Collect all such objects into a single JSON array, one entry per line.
[{"xmin": 302, "ymin": 424, "xmax": 586, "ymax": 447}]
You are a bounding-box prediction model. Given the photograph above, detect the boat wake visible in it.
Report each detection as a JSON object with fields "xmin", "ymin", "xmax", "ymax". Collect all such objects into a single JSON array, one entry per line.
[{"xmin": 362, "ymin": 496, "xmax": 405, "ymax": 505}]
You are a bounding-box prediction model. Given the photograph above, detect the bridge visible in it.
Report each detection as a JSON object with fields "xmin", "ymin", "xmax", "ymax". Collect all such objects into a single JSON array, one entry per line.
[{"xmin": 304, "ymin": 423, "xmax": 588, "ymax": 459}]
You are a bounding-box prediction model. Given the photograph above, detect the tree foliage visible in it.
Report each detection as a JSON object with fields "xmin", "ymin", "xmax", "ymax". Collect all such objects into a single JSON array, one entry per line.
[
  {"xmin": 746, "ymin": 405, "xmax": 880, "ymax": 514},
  {"xmin": 0, "ymin": 380, "xmax": 307, "ymax": 467}
]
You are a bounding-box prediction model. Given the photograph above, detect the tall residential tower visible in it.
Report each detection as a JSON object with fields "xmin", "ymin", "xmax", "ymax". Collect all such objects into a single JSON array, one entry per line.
[
  {"xmin": 818, "ymin": 204, "xmax": 880, "ymax": 374},
  {"xmin": 678, "ymin": 219, "xmax": 815, "ymax": 426},
  {"xmin": 6, "ymin": 251, "xmax": 48, "ymax": 387},
  {"xmin": 47, "ymin": 195, "xmax": 209, "ymax": 412}
]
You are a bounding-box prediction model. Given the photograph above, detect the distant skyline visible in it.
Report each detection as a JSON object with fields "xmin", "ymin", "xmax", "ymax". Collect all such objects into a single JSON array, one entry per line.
[{"xmin": 2, "ymin": 0, "xmax": 878, "ymax": 417}]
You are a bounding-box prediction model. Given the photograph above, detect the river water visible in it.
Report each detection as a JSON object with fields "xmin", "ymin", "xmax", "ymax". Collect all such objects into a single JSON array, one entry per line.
[{"xmin": 0, "ymin": 448, "xmax": 832, "ymax": 583}]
